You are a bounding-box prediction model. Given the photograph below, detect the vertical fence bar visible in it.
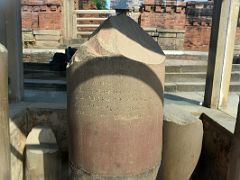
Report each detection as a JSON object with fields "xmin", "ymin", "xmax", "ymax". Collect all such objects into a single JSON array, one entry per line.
[
  {"xmin": 73, "ymin": 11, "xmax": 78, "ymax": 39},
  {"xmin": 0, "ymin": 44, "xmax": 11, "ymax": 180},
  {"xmin": 63, "ymin": 0, "xmax": 74, "ymax": 43}
]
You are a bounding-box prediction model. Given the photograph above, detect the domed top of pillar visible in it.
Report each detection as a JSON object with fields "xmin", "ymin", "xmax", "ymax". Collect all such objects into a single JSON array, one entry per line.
[{"xmin": 73, "ymin": 14, "xmax": 165, "ymax": 65}]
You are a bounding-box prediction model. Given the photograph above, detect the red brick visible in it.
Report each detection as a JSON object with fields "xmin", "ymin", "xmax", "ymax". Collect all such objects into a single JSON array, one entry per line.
[
  {"xmin": 22, "ymin": 12, "xmax": 39, "ymax": 29},
  {"xmin": 38, "ymin": 12, "xmax": 61, "ymax": 29}
]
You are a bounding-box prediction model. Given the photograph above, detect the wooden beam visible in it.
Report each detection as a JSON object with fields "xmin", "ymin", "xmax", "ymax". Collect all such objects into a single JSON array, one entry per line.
[{"xmin": 203, "ymin": 0, "xmax": 240, "ymax": 108}]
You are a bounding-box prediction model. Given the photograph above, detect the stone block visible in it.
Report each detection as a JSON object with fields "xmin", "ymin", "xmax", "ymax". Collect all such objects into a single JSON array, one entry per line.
[
  {"xmin": 23, "ymin": 32, "xmax": 35, "ymax": 41},
  {"xmin": 33, "ymin": 29, "xmax": 61, "ymax": 36},
  {"xmin": 35, "ymin": 34, "xmax": 60, "ymax": 41},
  {"xmin": 34, "ymin": 40, "xmax": 60, "ymax": 48},
  {"xmin": 25, "ymin": 126, "xmax": 61, "ymax": 180},
  {"xmin": 158, "ymin": 37, "xmax": 176, "ymax": 48},
  {"xmin": 158, "ymin": 32, "xmax": 177, "ymax": 38},
  {"xmin": 158, "ymin": 105, "xmax": 203, "ymax": 180},
  {"xmin": 177, "ymin": 32, "xmax": 185, "ymax": 38},
  {"xmin": 175, "ymin": 39, "xmax": 184, "ymax": 50}
]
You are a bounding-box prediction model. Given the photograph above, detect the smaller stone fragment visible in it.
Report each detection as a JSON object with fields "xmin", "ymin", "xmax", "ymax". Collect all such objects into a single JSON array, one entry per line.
[{"xmin": 25, "ymin": 126, "xmax": 61, "ymax": 180}]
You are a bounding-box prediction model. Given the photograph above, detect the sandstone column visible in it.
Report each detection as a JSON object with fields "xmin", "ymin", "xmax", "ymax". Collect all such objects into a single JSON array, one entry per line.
[
  {"xmin": 0, "ymin": 44, "xmax": 11, "ymax": 180},
  {"xmin": 68, "ymin": 15, "xmax": 165, "ymax": 179}
]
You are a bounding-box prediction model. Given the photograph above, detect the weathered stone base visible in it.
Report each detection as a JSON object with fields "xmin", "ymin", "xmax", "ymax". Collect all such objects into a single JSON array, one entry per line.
[{"xmin": 70, "ymin": 164, "xmax": 160, "ymax": 180}]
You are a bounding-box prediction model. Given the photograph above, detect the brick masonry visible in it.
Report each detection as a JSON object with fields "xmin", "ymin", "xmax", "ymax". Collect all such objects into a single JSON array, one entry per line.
[
  {"xmin": 140, "ymin": 0, "xmax": 240, "ymax": 51},
  {"xmin": 21, "ymin": 0, "xmax": 63, "ymax": 48},
  {"xmin": 21, "ymin": 0, "xmax": 240, "ymax": 50},
  {"xmin": 21, "ymin": 0, "xmax": 62, "ymax": 30}
]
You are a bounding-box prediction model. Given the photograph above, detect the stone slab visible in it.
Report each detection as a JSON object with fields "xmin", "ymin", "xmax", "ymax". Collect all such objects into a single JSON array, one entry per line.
[
  {"xmin": 35, "ymin": 34, "xmax": 60, "ymax": 41},
  {"xmin": 33, "ymin": 30, "xmax": 61, "ymax": 36}
]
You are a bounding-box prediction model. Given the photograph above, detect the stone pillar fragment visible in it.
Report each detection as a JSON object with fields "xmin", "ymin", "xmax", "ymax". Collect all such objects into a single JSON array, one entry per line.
[
  {"xmin": 26, "ymin": 126, "xmax": 61, "ymax": 180},
  {"xmin": 0, "ymin": 44, "xmax": 11, "ymax": 180},
  {"xmin": 158, "ymin": 105, "xmax": 203, "ymax": 180},
  {"xmin": 68, "ymin": 15, "xmax": 165, "ymax": 179}
]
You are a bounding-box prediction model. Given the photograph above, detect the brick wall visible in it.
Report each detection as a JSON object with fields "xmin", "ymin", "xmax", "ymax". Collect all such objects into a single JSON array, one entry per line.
[
  {"xmin": 21, "ymin": 0, "xmax": 240, "ymax": 50},
  {"xmin": 140, "ymin": 1, "xmax": 186, "ymax": 29},
  {"xmin": 184, "ymin": 26, "xmax": 211, "ymax": 51},
  {"xmin": 21, "ymin": 0, "xmax": 63, "ymax": 48},
  {"xmin": 141, "ymin": 0, "xmax": 240, "ymax": 51},
  {"xmin": 140, "ymin": 0, "xmax": 186, "ymax": 50},
  {"xmin": 21, "ymin": 0, "xmax": 62, "ymax": 30}
]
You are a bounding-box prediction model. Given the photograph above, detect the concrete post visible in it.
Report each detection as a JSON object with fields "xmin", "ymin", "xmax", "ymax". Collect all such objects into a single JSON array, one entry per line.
[
  {"xmin": 0, "ymin": 0, "xmax": 7, "ymax": 46},
  {"xmin": 203, "ymin": 0, "xmax": 240, "ymax": 108},
  {"xmin": 5, "ymin": 0, "xmax": 24, "ymax": 102},
  {"xmin": 0, "ymin": 44, "xmax": 11, "ymax": 180},
  {"xmin": 63, "ymin": 0, "xmax": 74, "ymax": 44}
]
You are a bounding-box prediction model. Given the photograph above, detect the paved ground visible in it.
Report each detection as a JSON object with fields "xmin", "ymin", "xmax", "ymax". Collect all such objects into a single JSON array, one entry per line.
[
  {"xmin": 23, "ymin": 90, "xmax": 239, "ymax": 118},
  {"xmin": 165, "ymin": 91, "xmax": 240, "ymax": 118}
]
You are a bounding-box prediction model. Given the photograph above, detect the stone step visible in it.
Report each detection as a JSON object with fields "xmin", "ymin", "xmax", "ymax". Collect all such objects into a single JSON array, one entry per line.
[
  {"xmin": 24, "ymin": 69, "xmax": 66, "ymax": 80},
  {"xmin": 24, "ymin": 79, "xmax": 66, "ymax": 91},
  {"xmin": 165, "ymin": 64, "xmax": 240, "ymax": 73},
  {"xmin": 24, "ymin": 79, "xmax": 240, "ymax": 92},
  {"xmin": 165, "ymin": 82, "xmax": 240, "ymax": 92},
  {"xmin": 165, "ymin": 72, "xmax": 240, "ymax": 83},
  {"xmin": 24, "ymin": 62, "xmax": 50, "ymax": 71}
]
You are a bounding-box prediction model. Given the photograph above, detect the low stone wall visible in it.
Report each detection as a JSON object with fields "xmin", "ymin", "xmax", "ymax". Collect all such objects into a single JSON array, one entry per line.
[
  {"xmin": 145, "ymin": 28, "xmax": 185, "ymax": 50},
  {"xmin": 22, "ymin": 30, "xmax": 62, "ymax": 48}
]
